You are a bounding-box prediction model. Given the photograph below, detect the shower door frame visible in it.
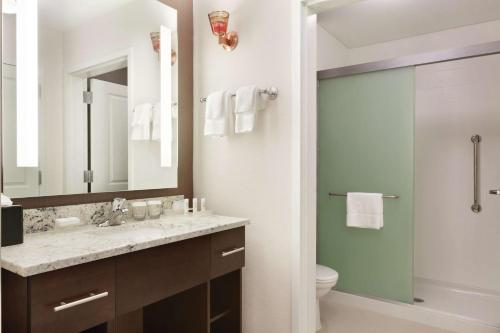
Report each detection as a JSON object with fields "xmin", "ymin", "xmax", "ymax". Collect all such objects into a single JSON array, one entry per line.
[
  {"xmin": 295, "ymin": 1, "xmax": 500, "ymax": 332},
  {"xmin": 314, "ymin": 42, "xmax": 500, "ymax": 291},
  {"xmin": 297, "ymin": 9, "xmax": 500, "ymax": 333},
  {"xmin": 318, "ymin": 40, "xmax": 500, "ymax": 80}
]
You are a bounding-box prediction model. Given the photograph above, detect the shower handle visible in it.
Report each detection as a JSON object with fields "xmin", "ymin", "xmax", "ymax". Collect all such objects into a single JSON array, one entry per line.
[
  {"xmin": 489, "ymin": 190, "xmax": 500, "ymax": 195},
  {"xmin": 471, "ymin": 135, "xmax": 481, "ymax": 213}
]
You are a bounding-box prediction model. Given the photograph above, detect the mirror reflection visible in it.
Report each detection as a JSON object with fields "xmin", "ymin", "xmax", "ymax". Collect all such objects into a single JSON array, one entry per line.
[{"xmin": 2, "ymin": 0, "xmax": 178, "ymax": 198}]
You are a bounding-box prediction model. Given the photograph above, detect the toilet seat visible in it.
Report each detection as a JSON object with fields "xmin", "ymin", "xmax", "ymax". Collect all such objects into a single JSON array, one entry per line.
[{"xmin": 316, "ymin": 264, "xmax": 338, "ymax": 284}]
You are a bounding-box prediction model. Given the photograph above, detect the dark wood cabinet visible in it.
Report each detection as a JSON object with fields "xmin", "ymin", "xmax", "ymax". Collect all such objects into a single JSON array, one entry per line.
[
  {"xmin": 210, "ymin": 270, "xmax": 242, "ymax": 333},
  {"xmin": 2, "ymin": 227, "xmax": 245, "ymax": 333},
  {"xmin": 116, "ymin": 236, "xmax": 210, "ymax": 316},
  {"xmin": 210, "ymin": 227, "xmax": 245, "ymax": 279},
  {"xmin": 30, "ymin": 259, "xmax": 116, "ymax": 333}
]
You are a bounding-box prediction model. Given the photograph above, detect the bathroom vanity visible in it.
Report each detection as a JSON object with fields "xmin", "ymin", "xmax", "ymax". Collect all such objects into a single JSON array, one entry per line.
[{"xmin": 1, "ymin": 215, "xmax": 248, "ymax": 333}]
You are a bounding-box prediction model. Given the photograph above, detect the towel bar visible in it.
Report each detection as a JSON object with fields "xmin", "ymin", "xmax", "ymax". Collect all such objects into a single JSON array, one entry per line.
[
  {"xmin": 200, "ymin": 86, "xmax": 279, "ymax": 103},
  {"xmin": 329, "ymin": 192, "xmax": 399, "ymax": 199}
]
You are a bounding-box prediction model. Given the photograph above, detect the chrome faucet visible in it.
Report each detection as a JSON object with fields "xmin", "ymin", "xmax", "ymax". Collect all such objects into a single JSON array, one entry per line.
[{"xmin": 98, "ymin": 198, "xmax": 129, "ymax": 227}]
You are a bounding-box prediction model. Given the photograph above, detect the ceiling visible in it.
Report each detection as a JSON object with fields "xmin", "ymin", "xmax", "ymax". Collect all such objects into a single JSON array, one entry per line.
[
  {"xmin": 318, "ymin": 0, "xmax": 500, "ymax": 48},
  {"xmin": 38, "ymin": 0, "xmax": 137, "ymax": 31}
]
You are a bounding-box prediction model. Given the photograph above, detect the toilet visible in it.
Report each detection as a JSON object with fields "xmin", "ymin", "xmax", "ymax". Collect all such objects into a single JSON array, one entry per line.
[{"xmin": 316, "ymin": 264, "xmax": 339, "ymax": 331}]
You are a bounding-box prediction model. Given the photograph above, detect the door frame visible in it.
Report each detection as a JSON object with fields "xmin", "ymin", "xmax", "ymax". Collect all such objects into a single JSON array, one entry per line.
[
  {"xmin": 292, "ymin": 4, "xmax": 364, "ymax": 331},
  {"xmin": 293, "ymin": 1, "xmax": 500, "ymax": 332},
  {"xmin": 291, "ymin": 1, "xmax": 317, "ymax": 332},
  {"xmin": 66, "ymin": 49, "xmax": 133, "ymax": 195}
]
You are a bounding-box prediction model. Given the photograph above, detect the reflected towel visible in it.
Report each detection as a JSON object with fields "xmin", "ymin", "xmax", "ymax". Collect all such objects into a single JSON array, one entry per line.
[
  {"xmin": 130, "ymin": 103, "xmax": 152, "ymax": 140},
  {"xmin": 346, "ymin": 192, "xmax": 383, "ymax": 229},
  {"xmin": 151, "ymin": 102, "xmax": 161, "ymax": 141}
]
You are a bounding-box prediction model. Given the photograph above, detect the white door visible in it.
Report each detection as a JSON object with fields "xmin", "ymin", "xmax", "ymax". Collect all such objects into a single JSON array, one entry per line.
[
  {"xmin": 90, "ymin": 78, "xmax": 128, "ymax": 193},
  {"xmin": 2, "ymin": 64, "xmax": 39, "ymax": 198}
]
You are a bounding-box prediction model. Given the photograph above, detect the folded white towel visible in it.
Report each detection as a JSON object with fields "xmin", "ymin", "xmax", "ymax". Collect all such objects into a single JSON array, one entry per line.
[
  {"xmin": 131, "ymin": 103, "xmax": 153, "ymax": 140},
  {"xmin": 151, "ymin": 102, "xmax": 161, "ymax": 141},
  {"xmin": 204, "ymin": 91, "xmax": 231, "ymax": 137},
  {"xmin": 234, "ymin": 85, "xmax": 266, "ymax": 134},
  {"xmin": 346, "ymin": 192, "xmax": 384, "ymax": 229}
]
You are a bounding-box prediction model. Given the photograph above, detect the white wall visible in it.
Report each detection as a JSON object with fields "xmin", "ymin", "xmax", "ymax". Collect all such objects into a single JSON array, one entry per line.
[
  {"xmin": 39, "ymin": 27, "xmax": 64, "ymax": 196},
  {"xmin": 317, "ymin": 25, "xmax": 348, "ymax": 71},
  {"xmin": 3, "ymin": 14, "xmax": 16, "ymax": 65},
  {"xmin": 61, "ymin": 0, "xmax": 178, "ymax": 192},
  {"xmin": 2, "ymin": 15, "xmax": 64, "ymax": 196},
  {"xmin": 414, "ymin": 54, "xmax": 500, "ymax": 292},
  {"xmin": 194, "ymin": 0, "xmax": 293, "ymax": 332},
  {"xmin": 318, "ymin": 19, "xmax": 500, "ymax": 70}
]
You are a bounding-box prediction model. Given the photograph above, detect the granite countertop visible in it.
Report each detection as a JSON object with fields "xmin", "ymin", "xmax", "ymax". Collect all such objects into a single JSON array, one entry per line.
[{"xmin": 1, "ymin": 214, "xmax": 249, "ymax": 277}]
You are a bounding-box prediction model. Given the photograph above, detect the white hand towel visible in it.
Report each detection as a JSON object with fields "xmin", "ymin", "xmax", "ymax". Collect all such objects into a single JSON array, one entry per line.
[
  {"xmin": 204, "ymin": 90, "xmax": 231, "ymax": 137},
  {"xmin": 234, "ymin": 85, "xmax": 266, "ymax": 134},
  {"xmin": 346, "ymin": 192, "xmax": 384, "ymax": 229},
  {"xmin": 130, "ymin": 103, "xmax": 152, "ymax": 140},
  {"xmin": 151, "ymin": 102, "xmax": 161, "ymax": 141}
]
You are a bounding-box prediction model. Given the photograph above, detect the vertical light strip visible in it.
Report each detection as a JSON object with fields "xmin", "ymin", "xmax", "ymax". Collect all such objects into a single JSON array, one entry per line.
[
  {"xmin": 16, "ymin": 0, "xmax": 39, "ymax": 167},
  {"xmin": 160, "ymin": 25, "xmax": 172, "ymax": 167}
]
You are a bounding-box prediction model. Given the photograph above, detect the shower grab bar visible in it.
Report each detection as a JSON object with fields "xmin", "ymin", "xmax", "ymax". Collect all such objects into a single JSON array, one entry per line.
[
  {"xmin": 328, "ymin": 192, "xmax": 399, "ymax": 199},
  {"xmin": 471, "ymin": 135, "xmax": 481, "ymax": 213}
]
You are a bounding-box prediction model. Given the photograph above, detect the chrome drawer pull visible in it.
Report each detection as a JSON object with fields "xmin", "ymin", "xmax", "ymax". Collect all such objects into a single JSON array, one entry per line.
[
  {"xmin": 53, "ymin": 291, "xmax": 109, "ymax": 312},
  {"xmin": 221, "ymin": 247, "xmax": 245, "ymax": 257}
]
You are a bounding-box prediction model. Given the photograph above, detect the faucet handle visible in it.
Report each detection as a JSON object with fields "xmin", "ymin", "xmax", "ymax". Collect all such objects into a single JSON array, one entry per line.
[{"xmin": 112, "ymin": 198, "xmax": 126, "ymax": 211}]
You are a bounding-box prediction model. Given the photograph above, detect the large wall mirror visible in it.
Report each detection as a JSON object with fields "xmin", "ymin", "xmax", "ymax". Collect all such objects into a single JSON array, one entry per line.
[{"xmin": 1, "ymin": 0, "xmax": 191, "ymax": 205}]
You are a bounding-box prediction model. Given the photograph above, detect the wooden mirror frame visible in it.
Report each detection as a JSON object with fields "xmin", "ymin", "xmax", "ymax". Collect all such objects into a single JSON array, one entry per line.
[{"xmin": 0, "ymin": 0, "xmax": 193, "ymax": 208}]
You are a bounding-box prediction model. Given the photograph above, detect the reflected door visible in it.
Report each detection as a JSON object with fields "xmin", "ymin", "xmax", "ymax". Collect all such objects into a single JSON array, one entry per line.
[
  {"xmin": 2, "ymin": 64, "xmax": 39, "ymax": 198},
  {"xmin": 90, "ymin": 78, "xmax": 128, "ymax": 193},
  {"xmin": 317, "ymin": 67, "xmax": 415, "ymax": 303}
]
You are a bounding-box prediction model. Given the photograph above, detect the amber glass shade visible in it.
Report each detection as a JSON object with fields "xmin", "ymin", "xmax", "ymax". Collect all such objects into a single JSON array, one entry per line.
[{"xmin": 208, "ymin": 10, "xmax": 229, "ymax": 37}]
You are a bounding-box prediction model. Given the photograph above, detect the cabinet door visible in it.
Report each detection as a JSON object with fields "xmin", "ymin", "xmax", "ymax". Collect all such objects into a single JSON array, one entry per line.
[
  {"xmin": 210, "ymin": 227, "xmax": 245, "ymax": 278},
  {"xmin": 115, "ymin": 236, "xmax": 210, "ymax": 315},
  {"xmin": 30, "ymin": 259, "xmax": 115, "ymax": 333},
  {"xmin": 317, "ymin": 67, "xmax": 415, "ymax": 303}
]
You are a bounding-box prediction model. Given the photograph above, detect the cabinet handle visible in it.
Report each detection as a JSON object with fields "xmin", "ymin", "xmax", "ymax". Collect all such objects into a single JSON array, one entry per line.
[
  {"xmin": 53, "ymin": 291, "xmax": 109, "ymax": 312},
  {"xmin": 221, "ymin": 247, "xmax": 245, "ymax": 257}
]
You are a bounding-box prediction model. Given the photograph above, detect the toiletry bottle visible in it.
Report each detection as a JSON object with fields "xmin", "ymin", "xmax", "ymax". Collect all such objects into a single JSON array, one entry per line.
[{"xmin": 192, "ymin": 198, "xmax": 198, "ymax": 215}]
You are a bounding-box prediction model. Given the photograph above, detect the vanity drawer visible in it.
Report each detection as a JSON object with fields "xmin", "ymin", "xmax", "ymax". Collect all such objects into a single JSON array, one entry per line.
[
  {"xmin": 115, "ymin": 235, "xmax": 210, "ymax": 315},
  {"xmin": 211, "ymin": 227, "xmax": 245, "ymax": 278},
  {"xmin": 29, "ymin": 259, "xmax": 115, "ymax": 333}
]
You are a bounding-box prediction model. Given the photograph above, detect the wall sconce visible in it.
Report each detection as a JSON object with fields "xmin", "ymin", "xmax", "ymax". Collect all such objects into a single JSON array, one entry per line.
[
  {"xmin": 150, "ymin": 32, "xmax": 177, "ymax": 65},
  {"xmin": 208, "ymin": 10, "xmax": 238, "ymax": 52}
]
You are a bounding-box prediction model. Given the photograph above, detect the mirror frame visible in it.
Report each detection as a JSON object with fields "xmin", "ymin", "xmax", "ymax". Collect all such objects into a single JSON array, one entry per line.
[{"xmin": 0, "ymin": 0, "xmax": 193, "ymax": 208}]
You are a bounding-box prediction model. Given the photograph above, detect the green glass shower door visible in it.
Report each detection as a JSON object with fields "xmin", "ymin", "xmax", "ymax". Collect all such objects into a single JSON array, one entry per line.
[{"xmin": 317, "ymin": 67, "xmax": 414, "ymax": 303}]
